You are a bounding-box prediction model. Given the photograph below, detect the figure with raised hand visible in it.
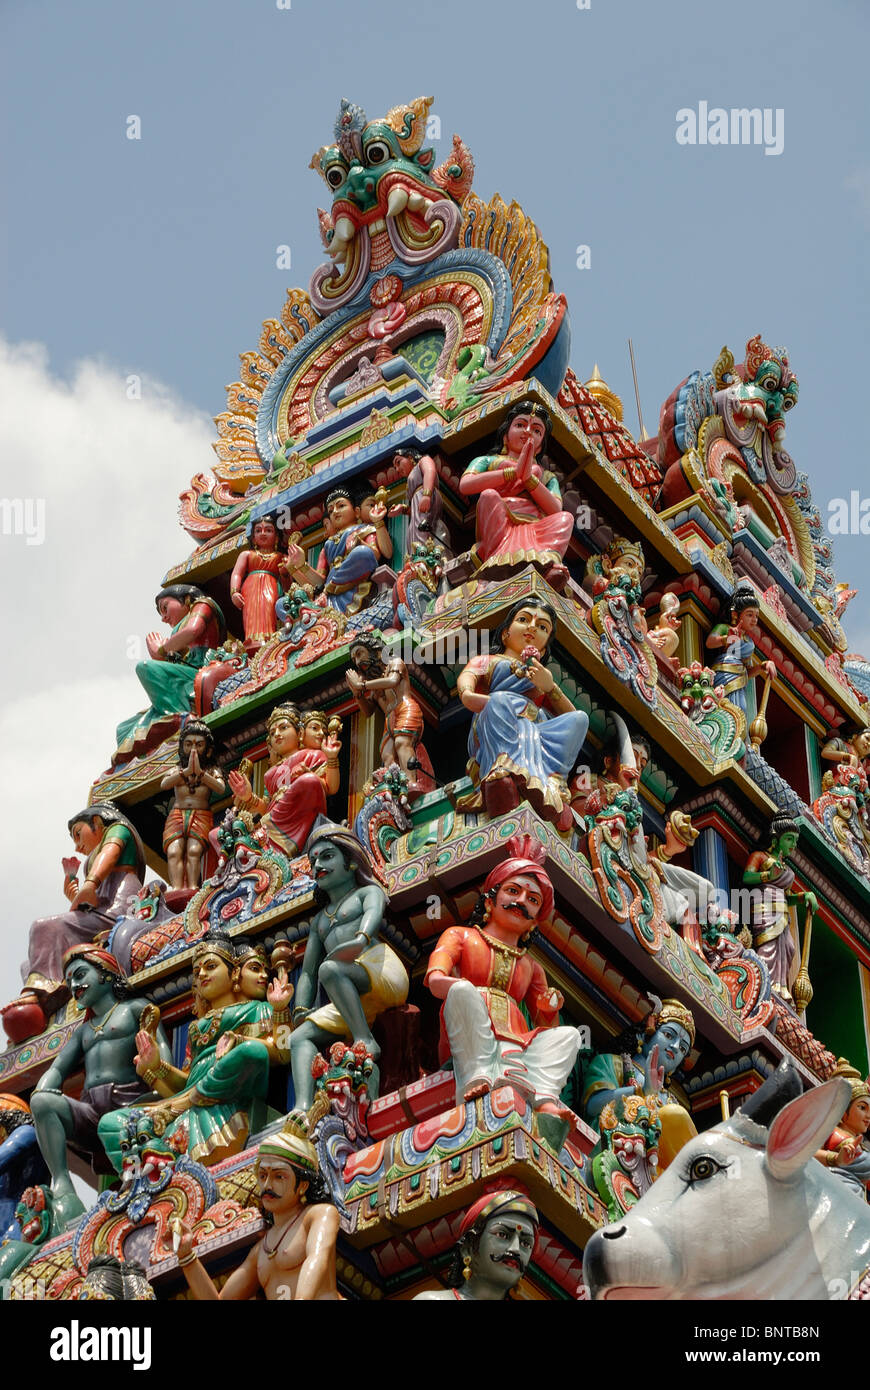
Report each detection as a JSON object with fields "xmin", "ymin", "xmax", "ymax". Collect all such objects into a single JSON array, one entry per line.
[
  {"xmin": 742, "ymin": 813, "xmax": 817, "ymax": 1007},
  {"xmin": 227, "ymin": 702, "xmax": 341, "ymax": 859},
  {"xmin": 285, "ymin": 486, "xmax": 380, "ymax": 616},
  {"xmin": 289, "ymin": 824, "xmax": 409, "ymax": 1111},
  {"xmin": 98, "ymin": 928, "xmax": 293, "ymax": 1172}
]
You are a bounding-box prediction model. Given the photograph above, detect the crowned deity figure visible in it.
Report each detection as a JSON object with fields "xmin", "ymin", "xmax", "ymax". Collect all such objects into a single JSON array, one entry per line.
[
  {"xmin": 230, "ymin": 514, "xmax": 293, "ymax": 650},
  {"xmin": 289, "ymin": 825, "xmax": 409, "ymax": 1112},
  {"xmin": 345, "ymin": 632, "xmax": 435, "ymax": 799},
  {"xmin": 116, "ymin": 584, "xmax": 226, "ymax": 749},
  {"xmin": 29, "ymin": 945, "xmax": 172, "ymax": 1233},
  {"xmin": 814, "ymin": 1058, "xmax": 870, "ymax": 1199},
  {"xmin": 742, "ymin": 814, "xmax": 817, "ymax": 1008},
  {"xmin": 457, "ymin": 599, "xmax": 588, "ymax": 830},
  {"xmin": 4, "ymin": 802, "xmax": 146, "ymax": 1037},
  {"xmin": 581, "ymin": 998, "xmax": 697, "ymax": 1171},
  {"xmin": 227, "ymin": 702, "xmax": 341, "ymax": 860},
  {"xmin": 285, "ymin": 486, "xmax": 381, "ymax": 616},
  {"xmin": 425, "ymin": 837, "xmax": 584, "ymax": 1125},
  {"xmin": 705, "ymin": 579, "xmax": 775, "ymax": 718},
  {"xmin": 459, "ymin": 400, "xmax": 574, "ymax": 587},
  {"xmin": 413, "ymin": 1184, "xmax": 539, "ymax": 1301},
  {"xmin": 168, "ymin": 1116, "xmax": 340, "ymax": 1300},
  {"xmin": 98, "ymin": 928, "xmax": 293, "ymax": 1173},
  {"xmin": 159, "ymin": 720, "xmax": 226, "ymax": 891}
]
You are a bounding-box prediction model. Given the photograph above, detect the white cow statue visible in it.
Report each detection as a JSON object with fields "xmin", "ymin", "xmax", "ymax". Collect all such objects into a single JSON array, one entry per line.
[{"xmin": 583, "ymin": 1060, "xmax": 870, "ymax": 1300}]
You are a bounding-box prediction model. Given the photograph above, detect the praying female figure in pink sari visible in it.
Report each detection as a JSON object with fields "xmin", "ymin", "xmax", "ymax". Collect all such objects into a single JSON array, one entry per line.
[
  {"xmin": 459, "ymin": 400, "xmax": 574, "ymax": 589},
  {"xmin": 230, "ymin": 515, "xmax": 292, "ymax": 651}
]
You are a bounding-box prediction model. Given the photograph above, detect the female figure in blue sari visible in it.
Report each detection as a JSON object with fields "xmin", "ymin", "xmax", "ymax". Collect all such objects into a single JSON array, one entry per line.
[
  {"xmin": 457, "ymin": 600, "xmax": 588, "ymax": 832},
  {"xmin": 286, "ymin": 487, "xmax": 380, "ymax": 617}
]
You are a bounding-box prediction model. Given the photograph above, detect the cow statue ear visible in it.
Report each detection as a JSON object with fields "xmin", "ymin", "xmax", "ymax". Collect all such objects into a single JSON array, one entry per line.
[{"xmin": 764, "ymin": 1078, "xmax": 852, "ymax": 1180}]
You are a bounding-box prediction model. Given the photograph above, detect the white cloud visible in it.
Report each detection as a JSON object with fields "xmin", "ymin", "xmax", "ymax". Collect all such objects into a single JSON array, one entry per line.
[{"xmin": 0, "ymin": 339, "xmax": 214, "ymax": 1011}]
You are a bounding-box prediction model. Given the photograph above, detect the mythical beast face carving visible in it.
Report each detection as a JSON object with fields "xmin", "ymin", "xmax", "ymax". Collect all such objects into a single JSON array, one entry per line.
[{"xmin": 309, "ymin": 97, "xmax": 473, "ymax": 310}]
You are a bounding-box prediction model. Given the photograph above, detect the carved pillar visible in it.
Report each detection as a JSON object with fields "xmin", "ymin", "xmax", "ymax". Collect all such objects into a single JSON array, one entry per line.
[{"xmin": 693, "ymin": 825, "xmax": 729, "ymax": 911}]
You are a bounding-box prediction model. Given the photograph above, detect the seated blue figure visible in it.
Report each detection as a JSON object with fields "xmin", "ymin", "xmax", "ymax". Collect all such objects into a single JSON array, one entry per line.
[
  {"xmin": 0, "ymin": 1098, "xmax": 49, "ymax": 1241},
  {"xmin": 285, "ymin": 487, "xmax": 381, "ymax": 617}
]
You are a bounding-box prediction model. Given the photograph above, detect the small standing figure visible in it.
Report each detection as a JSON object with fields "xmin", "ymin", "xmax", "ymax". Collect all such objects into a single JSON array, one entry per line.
[
  {"xmin": 230, "ymin": 515, "xmax": 292, "ymax": 650},
  {"xmin": 285, "ymin": 487, "xmax": 380, "ymax": 616},
  {"xmin": 646, "ymin": 592, "xmax": 681, "ymax": 659},
  {"xmin": 814, "ymin": 1058, "xmax": 870, "ymax": 1199},
  {"xmin": 5, "ymin": 802, "xmax": 146, "ymax": 1035},
  {"xmin": 29, "ymin": 945, "xmax": 171, "ymax": 1233},
  {"xmin": 345, "ymin": 633, "xmax": 435, "ymax": 799},
  {"xmin": 168, "ymin": 1117, "xmax": 339, "ymax": 1300},
  {"xmin": 160, "ymin": 720, "xmax": 226, "ymax": 891},
  {"xmin": 116, "ymin": 584, "xmax": 225, "ymax": 749},
  {"xmin": 706, "ymin": 579, "xmax": 775, "ymax": 716},
  {"xmin": 459, "ymin": 399, "xmax": 574, "ymax": 587},
  {"xmin": 289, "ymin": 824, "xmax": 409, "ymax": 1111},
  {"xmin": 393, "ymin": 447, "xmax": 452, "ymax": 556},
  {"xmin": 457, "ymin": 599, "xmax": 588, "ymax": 830},
  {"xmin": 413, "ymin": 1184, "xmax": 539, "ymax": 1301},
  {"xmin": 742, "ymin": 814, "xmax": 817, "ymax": 1007},
  {"xmin": 425, "ymin": 836, "xmax": 584, "ymax": 1119}
]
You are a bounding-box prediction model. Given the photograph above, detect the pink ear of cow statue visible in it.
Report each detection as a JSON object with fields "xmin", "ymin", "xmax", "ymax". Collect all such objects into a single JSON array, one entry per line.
[{"xmin": 584, "ymin": 1061, "xmax": 870, "ymax": 1300}]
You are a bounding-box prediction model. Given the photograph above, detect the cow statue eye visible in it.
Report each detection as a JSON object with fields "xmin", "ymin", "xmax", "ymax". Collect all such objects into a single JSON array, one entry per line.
[{"xmin": 684, "ymin": 1154, "xmax": 727, "ymax": 1185}]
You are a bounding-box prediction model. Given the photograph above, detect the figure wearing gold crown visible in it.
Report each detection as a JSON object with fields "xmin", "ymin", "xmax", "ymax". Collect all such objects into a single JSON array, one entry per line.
[
  {"xmin": 168, "ymin": 1117, "xmax": 340, "ymax": 1300},
  {"xmin": 581, "ymin": 997, "xmax": 697, "ymax": 1172},
  {"xmin": 586, "ymin": 536, "xmax": 658, "ymax": 706},
  {"xmin": 814, "ymin": 1059, "xmax": 870, "ymax": 1199}
]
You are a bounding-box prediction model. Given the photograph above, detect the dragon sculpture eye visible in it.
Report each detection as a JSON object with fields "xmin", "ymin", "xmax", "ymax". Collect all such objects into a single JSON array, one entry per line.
[
  {"xmin": 325, "ymin": 164, "xmax": 347, "ymax": 190},
  {"xmin": 364, "ymin": 140, "xmax": 390, "ymax": 166}
]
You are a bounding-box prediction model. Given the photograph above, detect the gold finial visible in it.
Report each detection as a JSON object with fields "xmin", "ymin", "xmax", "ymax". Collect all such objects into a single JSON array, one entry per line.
[{"xmin": 584, "ymin": 364, "xmax": 624, "ymax": 422}]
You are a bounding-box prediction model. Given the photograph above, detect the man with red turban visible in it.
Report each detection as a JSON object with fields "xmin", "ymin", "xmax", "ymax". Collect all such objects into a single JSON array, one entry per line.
[
  {"xmin": 425, "ymin": 836, "xmax": 583, "ymax": 1116},
  {"xmin": 414, "ymin": 1180, "xmax": 540, "ymax": 1300}
]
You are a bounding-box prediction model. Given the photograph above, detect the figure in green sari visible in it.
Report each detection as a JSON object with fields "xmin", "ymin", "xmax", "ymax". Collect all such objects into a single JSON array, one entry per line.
[
  {"xmin": 98, "ymin": 930, "xmax": 292, "ymax": 1170},
  {"xmin": 116, "ymin": 585, "xmax": 225, "ymax": 751}
]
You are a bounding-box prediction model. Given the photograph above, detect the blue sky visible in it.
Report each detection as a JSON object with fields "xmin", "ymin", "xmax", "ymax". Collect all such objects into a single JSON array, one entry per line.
[{"xmin": 0, "ymin": 0, "xmax": 868, "ymax": 1009}]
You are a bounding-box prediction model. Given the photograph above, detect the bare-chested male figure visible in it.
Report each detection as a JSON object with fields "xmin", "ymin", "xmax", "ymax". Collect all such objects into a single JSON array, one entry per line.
[
  {"xmin": 160, "ymin": 720, "xmax": 226, "ymax": 891},
  {"xmin": 169, "ymin": 1119, "xmax": 340, "ymax": 1300},
  {"xmin": 345, "ymin": 633, "xmax": 434, "ymax": 797},
  {"xmin": 30, "ymin": 945, "xmax": 172, "ymax": 1232},
  {"xmin": 289, "ymin": 824, "xmax": 408, "ymax": 1110}
]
